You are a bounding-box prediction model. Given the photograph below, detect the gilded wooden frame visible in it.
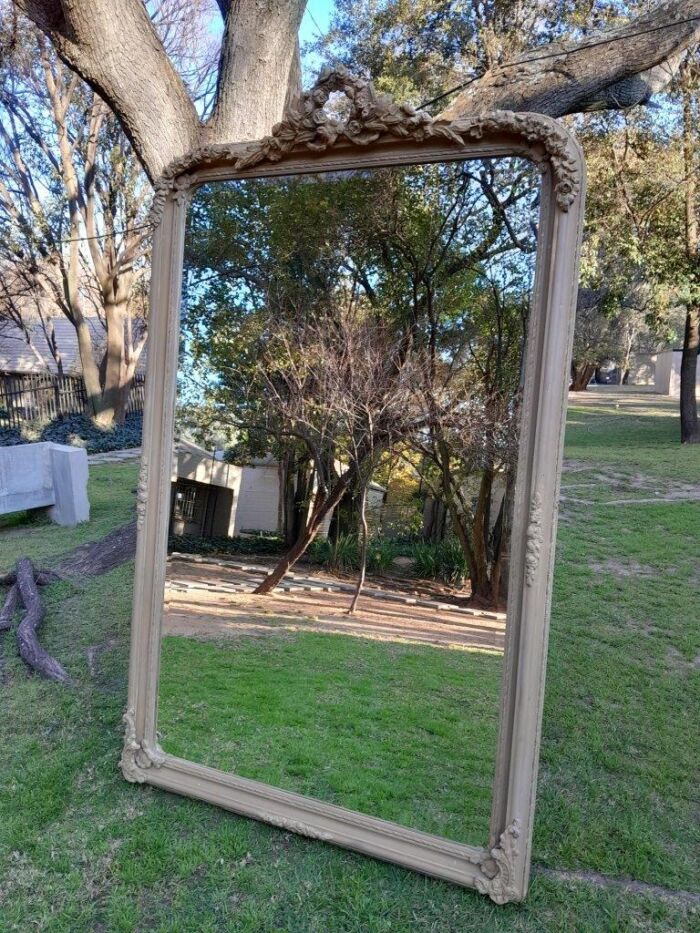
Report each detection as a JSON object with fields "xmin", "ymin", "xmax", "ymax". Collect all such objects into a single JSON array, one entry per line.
[{"xmin": 122, "ymin": 69, "xmax": 585, "ymax": 904}]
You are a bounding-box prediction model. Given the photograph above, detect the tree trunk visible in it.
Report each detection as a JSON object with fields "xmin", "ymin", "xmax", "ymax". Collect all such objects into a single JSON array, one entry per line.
[
  {"xmin": 570, "ymin": 361, "xmax": 596, "ymax": 391},
  {"xmin": 469, "ymin": 469, "xmax": 496, "ymax": 605},
  {"xmin": 680, "ymin": 307, "xmax": 700, "ymax": 443},
  {"xmin": 440, "ymin": 1, "xmax": 700, "ymax": 123},
  {"xmin": 348, "ymin": 482, "xmax": 369, "ymax": 615},
  {"xmin": 208, "ymin": 1, "xmax": 305, "ymax": 143},
  {"xmin": 681, "ymin": 83, "xmax": 700, "ymax": 445},
  {"xmin": 253, "ymin": 468, "xmax": 354, "ymax": 594}
]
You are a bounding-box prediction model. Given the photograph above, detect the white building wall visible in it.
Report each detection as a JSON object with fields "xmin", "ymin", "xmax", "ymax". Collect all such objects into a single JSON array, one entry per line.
[
  {"xmin": 654, "ymin": 350, "xmax": 700, "ymax": 397},
  {"xmin": 234, "ymin": 464, "xmax": 281, "ymax": 534}
]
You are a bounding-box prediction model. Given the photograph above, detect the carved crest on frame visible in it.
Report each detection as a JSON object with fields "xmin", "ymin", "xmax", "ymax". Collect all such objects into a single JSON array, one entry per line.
[{"xmin": 150, "ymin": 67, "xmax": 581, "ymax": 226}]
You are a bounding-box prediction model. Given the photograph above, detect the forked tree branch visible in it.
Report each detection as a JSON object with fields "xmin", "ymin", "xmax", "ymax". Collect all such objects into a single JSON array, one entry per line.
[{"xmin": 15, "ymin": 1, "xmax": 700, "ymax": 182}]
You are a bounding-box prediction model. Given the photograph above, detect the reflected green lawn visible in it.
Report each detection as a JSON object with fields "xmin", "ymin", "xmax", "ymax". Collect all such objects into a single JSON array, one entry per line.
[{"xmin": 158, "ymin": 631, "xmax": 502, "ymax": 847}]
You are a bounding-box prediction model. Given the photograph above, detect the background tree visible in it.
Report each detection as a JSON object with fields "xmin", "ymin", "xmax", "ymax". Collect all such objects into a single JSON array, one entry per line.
[
  {"xmin": 0, "ymin": 1, "xmax": 216, "ymax": 426},
  {"xmin": 317, "ymin": 1, "xmax": 700, "ymax": 436},
  {"xmin": 0, "ymin": 31, "xmax": 150, "ymax": 425},
  {"xmin": 252, "ymin": 309, "xmax": 418, "ymax": 605},
  {"xmin": 179, "ymin": 156, "xmax": 535, "ymax": 606}
]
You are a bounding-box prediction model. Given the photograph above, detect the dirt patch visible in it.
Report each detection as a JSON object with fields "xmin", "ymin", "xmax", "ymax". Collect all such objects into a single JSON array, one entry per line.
[
  {"xmin": 163, "ymin": 561, "xmax": 506, "ymax": 653},
  {"xmin": 562, "ymin": 459, "xmax": 591, "ymax": 472},
  {"xmin": 665, "ymin": 646, "xmax": 700, "ymax": 672},
  {"xmin": 589, "ymin": 558, "xmax": 658, "ymax": 579}
]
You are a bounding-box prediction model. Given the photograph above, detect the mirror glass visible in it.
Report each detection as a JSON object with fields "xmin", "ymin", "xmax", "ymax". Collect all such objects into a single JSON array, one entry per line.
[{"xmin": 157, "ymin": 157, "xmax": 538, "ymax": 847}]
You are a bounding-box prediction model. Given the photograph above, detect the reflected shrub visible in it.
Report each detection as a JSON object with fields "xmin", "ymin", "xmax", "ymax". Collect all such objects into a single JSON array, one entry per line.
[
  {"xmin": 308, "ymin": 534, "xmax": 398, "ymax": 574},
  {"xmin": 170, "ymin": 532, "xmax": 286, "ymax": 557},
  {"xmin": 412, "ymin": 538, "xmax": 469, "ymax": 587}
]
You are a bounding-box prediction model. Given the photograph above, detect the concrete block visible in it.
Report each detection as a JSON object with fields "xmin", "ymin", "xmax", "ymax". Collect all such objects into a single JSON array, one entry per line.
[
  {"xmin": 47, "ymin": 444, "xmax": 89, "ymax": 526},
  {"xmin": 0, "ymin": 442, "xmax": 89, "ymax": 527}
]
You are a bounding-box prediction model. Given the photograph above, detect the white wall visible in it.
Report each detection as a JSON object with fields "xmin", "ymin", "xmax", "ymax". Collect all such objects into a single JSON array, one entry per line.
[
  {"xmin": 0, "ymin": 442, "xmax": 89, "ymax": 525},
  {"xmin": 234, "ymin": 464, "xmax": 281, "ymax": 534},
  {"xmin": 655, "ymin": 350, "xmax": 700, "ymax": 397}
]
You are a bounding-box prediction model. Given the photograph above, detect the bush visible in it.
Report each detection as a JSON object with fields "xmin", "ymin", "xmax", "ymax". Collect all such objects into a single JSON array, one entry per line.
[
  {"xmin": 411, "ymin": 538, "xmax": 469, "ymax": 587},
  {"xmin": 0, "ymin": 412, "xmax": 143, "ymax": 453},
  {"xmin": 308, "ymin": 533, "xmax": 398, "ymax": 575},
  {"xmin": 170, "ymin": 532, "xmax": 286, "ymax": 558}
]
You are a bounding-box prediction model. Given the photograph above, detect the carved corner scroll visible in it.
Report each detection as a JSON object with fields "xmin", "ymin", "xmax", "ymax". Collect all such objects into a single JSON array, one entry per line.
[
  {"xmin": 121, "ymin": 707, "xmax": 165, "ymax": 783},
  {"xmin": 475, "ymin": 820, "xmax": 521, "ymax": 904},
  {"xmin": 150, "ymin": 66, "xmax": 582, "ymax": 227}
]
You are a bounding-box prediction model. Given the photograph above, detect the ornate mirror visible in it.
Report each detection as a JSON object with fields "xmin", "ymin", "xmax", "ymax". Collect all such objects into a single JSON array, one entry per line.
[{"xmin": 123, "ymin": 69, "xmax": 585, "ymax": 904}]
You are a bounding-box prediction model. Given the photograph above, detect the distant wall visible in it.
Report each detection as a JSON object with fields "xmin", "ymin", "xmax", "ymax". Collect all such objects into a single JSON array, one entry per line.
[
  {"xmin": 655, "ymin": 350, "xmax": 700, "ymax": 397},
  {"xmin": 234, "ymin": 464, "xmax": 280, "ymax": 535}
]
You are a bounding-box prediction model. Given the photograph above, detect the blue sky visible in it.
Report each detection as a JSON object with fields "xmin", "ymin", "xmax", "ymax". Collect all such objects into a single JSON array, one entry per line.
[
  {"xmin": 299, "ymin": 0, "xmax": 334, "ymax": 45},
  {"xmin": 299, "ymin": 0, "xmax": 335, "ymax": 78}
]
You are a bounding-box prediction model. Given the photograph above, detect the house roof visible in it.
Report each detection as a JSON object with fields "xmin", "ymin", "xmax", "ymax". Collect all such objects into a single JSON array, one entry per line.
[{"xmin": 0, "ymin": 316, "xmax": 146, "ymax": 376}]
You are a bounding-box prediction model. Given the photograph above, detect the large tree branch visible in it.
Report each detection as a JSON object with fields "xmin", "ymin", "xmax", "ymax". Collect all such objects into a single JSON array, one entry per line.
[
  {"xmin": 440, "ymin": 1, "xmax": 700, "ymax": 120},
  {"xmin": 207, "ymin": 0, "xmax": 306, "ymax": 143},
  {"xmin": 16, "ymin": 0, "xmax": 200, "ymax": 181}
]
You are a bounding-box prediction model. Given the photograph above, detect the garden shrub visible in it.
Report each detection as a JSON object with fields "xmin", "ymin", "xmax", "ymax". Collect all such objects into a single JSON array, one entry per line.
[
  {"xmin": 0, "ymin": 412, "xmax": 143, "ymax": 453},
  {"xmin": 170, "ymin": 531, "xmax": 287, "ymax": 558},
  {"xmin": 308, "ymin": 533, "xmax": 398, "ymax": 574},
  {"xmin": 412, "ymin": 538, "xmax": 469, "ymax": 586}
]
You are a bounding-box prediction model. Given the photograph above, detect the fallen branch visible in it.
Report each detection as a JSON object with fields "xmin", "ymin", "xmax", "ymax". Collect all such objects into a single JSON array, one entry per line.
[
  {"xmin": 0, "ymin": 569, "xmax": 59, "ymax": 587},
  {"xmin": 14, "ymin": 558, "xmax": 72, "ymax": 685}
]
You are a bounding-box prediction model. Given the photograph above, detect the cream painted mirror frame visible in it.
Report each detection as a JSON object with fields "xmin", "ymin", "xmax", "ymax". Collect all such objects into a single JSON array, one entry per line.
[{"xmin": 121, "ymin": 69, "xmax": 585, "ymax": 905}]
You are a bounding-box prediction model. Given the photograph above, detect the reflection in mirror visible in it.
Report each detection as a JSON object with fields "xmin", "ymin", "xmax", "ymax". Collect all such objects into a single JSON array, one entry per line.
[{"xmin": 157, "ymin": 158, "xmax": 537, "ymax": 847}]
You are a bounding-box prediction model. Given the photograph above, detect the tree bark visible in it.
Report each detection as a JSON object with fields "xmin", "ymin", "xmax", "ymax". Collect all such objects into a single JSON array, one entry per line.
[
  {"xmin": 0, "ymin": 584, "xmax": 19, "ymax": 631},
  {"xmin": 208, "ymin": 1, "xmax": 306, "ymax": 143},
  {"xmin": 440, "ymin": 1, "xmax": 700, "ymax": 123},
  {"xmin": 681, "ymin": 80, "xmax": 700, "ymax": 444},
  {"xmin": 348, "ymin": 482, "xmax": 369, "ymax": 615},
  {"xmin": 680, "ymin": 307, "xmax": 700, "ymax": 443},
  {"xmin": 253, "ymin": 468, "xmax": 354, "ymax": 594},
  {"xmin": 570, "ymin": 361, "xmax": 596, "ymax": 391}
]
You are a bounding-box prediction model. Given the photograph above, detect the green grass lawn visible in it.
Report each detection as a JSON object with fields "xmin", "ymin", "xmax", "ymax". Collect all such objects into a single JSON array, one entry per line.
[
  {"xmin": 158, "ymin": 633, "xmax": 501, "ymax": 847},
  {"xmin": 1, "ymin": 395, "xmax": 699, "ymax": 931}
]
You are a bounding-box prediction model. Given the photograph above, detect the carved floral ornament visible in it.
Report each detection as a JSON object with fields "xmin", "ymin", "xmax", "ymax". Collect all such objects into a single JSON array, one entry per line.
[{"xmin": 150, "ymin": 66, "xmax": 581, "ymax": 226}]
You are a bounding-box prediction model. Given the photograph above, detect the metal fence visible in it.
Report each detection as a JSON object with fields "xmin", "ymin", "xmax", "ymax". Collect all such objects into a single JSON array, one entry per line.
[{"xmin": 0, "ymin": 372, "xmax": 145, "ymax": 429}]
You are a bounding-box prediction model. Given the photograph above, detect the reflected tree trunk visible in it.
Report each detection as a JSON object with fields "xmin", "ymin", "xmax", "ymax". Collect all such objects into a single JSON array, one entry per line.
[
  {"xmin": 680, "ymin": 307, "xmax": 700, "ymax": 443},
  {"xmin": 570, "ymin": 361, "xmax": 596, "ymax": 391},
  {"xmin": 348, "ymin": 482, "xmax": 369, "ymax": 615},
  {"xmin": 681, "ymin": 82, "xmax": 700, "ymax": 444},
  {"xmin": 253, "ymin": 468, "xmax": 355, "ymax": 594}
]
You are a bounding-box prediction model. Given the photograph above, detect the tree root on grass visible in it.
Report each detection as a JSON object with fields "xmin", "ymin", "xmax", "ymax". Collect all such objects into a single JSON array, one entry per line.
[
  {"xmin": 0, "ymin": 519, "xmax": 137, "ymax": 685},
  {"xmin": 0, "ymin": 558, "xmax": 71, "ymax": 685}
]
